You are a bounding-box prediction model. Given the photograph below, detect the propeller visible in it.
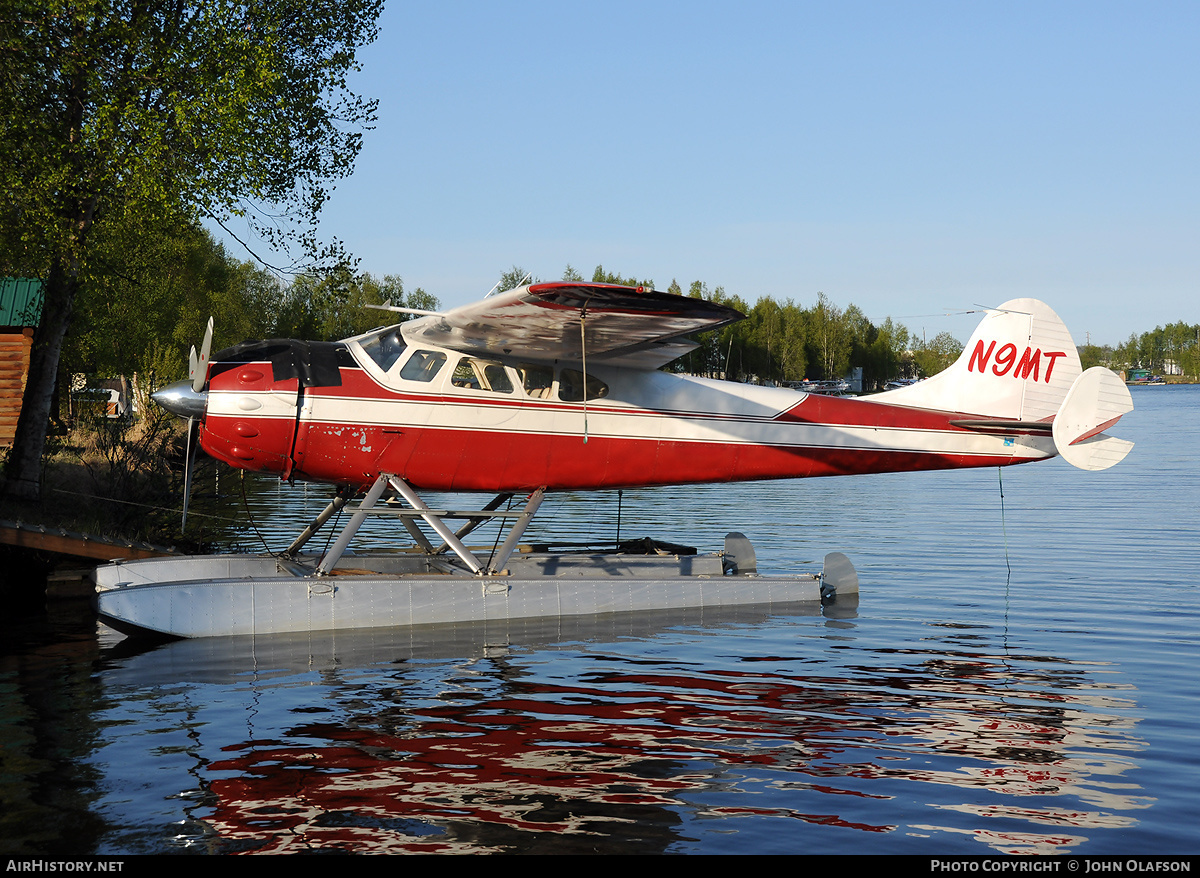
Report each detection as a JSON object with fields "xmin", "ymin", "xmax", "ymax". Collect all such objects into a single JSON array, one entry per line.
[
  {"xmin": 181, "ymin": 416, "xmax": 200, "ymax": 531},
  {"xmin": 190, "ymin": 317, "xmax": 213, "ymax": 393},
  {"xmin": 184, "ymin": 318, "xmax": 213, "ymax": 530},
  {"xmin": 153, "ymin": 317, "xmax": 214, "ymax": 533}
]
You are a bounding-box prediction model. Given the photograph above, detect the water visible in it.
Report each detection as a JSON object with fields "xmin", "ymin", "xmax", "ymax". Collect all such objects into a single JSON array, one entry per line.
[{"xmin": 2, "ymin": 386, "xmax": 1196, "ymax": 855}]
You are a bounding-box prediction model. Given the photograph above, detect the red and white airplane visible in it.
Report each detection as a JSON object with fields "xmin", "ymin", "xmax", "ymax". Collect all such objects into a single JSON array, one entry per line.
[
  {"xmin": 152, "ymin": 282, "xmax": 1132, "ymax": 574},
  {"xmin": 94, "ymin": 281, "xmax": 1136, "ymax": 638}
]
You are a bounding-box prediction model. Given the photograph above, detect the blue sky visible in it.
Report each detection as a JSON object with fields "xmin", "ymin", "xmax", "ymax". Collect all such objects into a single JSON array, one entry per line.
[{"xmin": 265, "ymin": 2, "xmax": 1198, "ymax": 347}]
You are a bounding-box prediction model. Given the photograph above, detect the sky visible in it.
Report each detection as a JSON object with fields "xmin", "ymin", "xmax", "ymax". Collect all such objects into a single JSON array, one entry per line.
[{"xmin": 229, "ymin": 1, "xmax": 1198, "ymax": 347}]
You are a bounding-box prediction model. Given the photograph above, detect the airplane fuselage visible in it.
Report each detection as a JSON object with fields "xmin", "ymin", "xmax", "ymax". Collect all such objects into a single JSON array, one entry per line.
[{"xmin": 195, "ymin": 334, "xmax": 1055, "ymax": 494}]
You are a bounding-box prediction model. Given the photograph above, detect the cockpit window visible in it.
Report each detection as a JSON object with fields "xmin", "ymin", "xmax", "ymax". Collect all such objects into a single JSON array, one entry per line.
[
  {"xmin": 355, "ymin": 328, "xmax": 408, "ymax": 371},
  {"xmin": 559, "ymin": 368, "xmax": 608, "ymax": 402},
  {"xmin": 450, "ymin": 357, "xmax": 514, "ymax": 393},
  {"xmin": 399, "ymin": 350, "xmax": 447, "ymax": 383},
  {"xmin": 358, "ymin": 328, "xmax": 408, "ymax": 371}
]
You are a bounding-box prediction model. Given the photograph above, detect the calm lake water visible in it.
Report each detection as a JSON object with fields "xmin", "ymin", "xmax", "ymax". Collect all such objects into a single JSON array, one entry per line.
[{"xmin": 2, "ymin": 385, "xmax": 1196, "ymax": 855}]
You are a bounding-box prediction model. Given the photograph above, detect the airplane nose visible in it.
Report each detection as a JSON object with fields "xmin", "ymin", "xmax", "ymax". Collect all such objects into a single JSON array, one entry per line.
[{"xmin": 152, "ymin": 379, "xmax": 208, "ymax": 419}]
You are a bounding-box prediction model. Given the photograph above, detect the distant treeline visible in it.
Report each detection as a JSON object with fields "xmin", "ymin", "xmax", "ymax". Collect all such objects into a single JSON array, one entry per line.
[
  {"xmin": 518, "ymin": 264, "xmax": 962, "ymax": 390},
  {"xmin": 1080, "ymin": 323, "xmax": 1200, "ymax": 379}
]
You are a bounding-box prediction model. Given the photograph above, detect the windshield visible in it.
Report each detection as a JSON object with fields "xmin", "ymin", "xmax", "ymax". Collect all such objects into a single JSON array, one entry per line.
[{"xmin": 358, "ymin": 328, "xmax": 407, "ymax": 371}]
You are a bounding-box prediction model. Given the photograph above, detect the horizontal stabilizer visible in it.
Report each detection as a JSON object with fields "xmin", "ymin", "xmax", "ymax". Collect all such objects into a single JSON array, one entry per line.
[{"xmin": 1052, "ymin": 367, "xmax": 1134, "ymax": 471}]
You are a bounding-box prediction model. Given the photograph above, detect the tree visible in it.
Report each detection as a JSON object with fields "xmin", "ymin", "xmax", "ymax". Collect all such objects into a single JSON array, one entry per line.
[
  {"xmin": 495, "ymin": 266, "xmax": 539, "ymax": 294},
  {"xmin": 675, "ymin": 280, "xmax": 732, "ymax": 377},
  {"xmin": 0, "ymin": 0, "xmax": 384, "ymax": 500},
  {"xmin": 912, "ymin": 331, "xmax": 964, "ymax": 377},
  {"xmin": 65, "ymin": 222, "xmax": 284, "ymax": 385},
  {"xmin": 1114, "ymin": 333, "xmax": 1141, "ymax": 371},
  {"xmin": 868, "ymin": 317, "xmax": 914, "ymax": 386},
  {"xmin": 712, "ymin": 291, "xmax": 752, "ymax": 380},
  {"xmin": 1078, "ymin": 343, "xmax": 1112, "ymax": 372},
  {"xmin": 273, "ymin": 271, "xmax": 438, "ymax": 341},
  {"xmin": 591, "ymin": 265, "xmax": 653, "ymax": 288},
  {"xmin": 805, "ymin": 292, "xmax": 852, "ymax": 380}
]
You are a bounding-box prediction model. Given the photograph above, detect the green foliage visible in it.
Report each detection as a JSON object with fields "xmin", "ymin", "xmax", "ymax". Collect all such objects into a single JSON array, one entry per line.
[
  {"xmin": 1079, "ymin": 344, "xmax": 1113, "ymax": 371},
  {"xmin": 592, "ymin": 265, "xmax": 653, "ymax": 288},
  {"xmin": 0, "ymin": 0, "xmax": 383, "ymax": 276},
  {"xmin": 861, "ymin": 316, "xmax": 914, "ymax": 386},
  {"xmin": 911, "ymin": 331, "xmax": 964, "ymax": 378},
  {"xmin": 594, "ymin": 269, "xmax": 939, "ymax": 387},
  {"xmin": 494, "ymin": 266, "xmax": 540, "ymax": 294},
  {"xmin": 273, "ymin": 271, "xmax": 438, "ymax": 341},
  {"xmin": 65, "ymin": 221, "xmax": 283, "ymax": 382},
  {"xmin": 0, "ymin": 0, "xmax": 385, "ymax": 499},
  {"xmin": 805, "ymin": 293, "xmax": 851, "ymax": 381},
  {"xmin": 64, "ymin": 220, "xmax": 440, "ymax": 406}
]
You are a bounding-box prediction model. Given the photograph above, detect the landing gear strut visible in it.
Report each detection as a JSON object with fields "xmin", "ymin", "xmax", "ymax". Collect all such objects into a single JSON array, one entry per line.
[{"xmin": 288, "ymin": 473, "xmax": 546, "ymax": 577}]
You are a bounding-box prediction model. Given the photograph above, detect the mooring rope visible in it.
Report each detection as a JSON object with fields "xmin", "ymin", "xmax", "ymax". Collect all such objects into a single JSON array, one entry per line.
[
  {"xmin": 997, "ymin": 467, "xmax": 1011, "ymax": 576},
  {"xmin": 239, "ymin": 470, "xmax": 277, "ymax": 555},
  {"xmin": 50, "ymin": 486, "xmax": 232, "ymax": 523}
]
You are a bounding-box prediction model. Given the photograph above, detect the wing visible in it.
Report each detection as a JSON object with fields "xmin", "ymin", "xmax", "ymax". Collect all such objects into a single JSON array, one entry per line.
[{"xmin": 399, "ymin": 282, "xmax": 744, "ymax": 369}]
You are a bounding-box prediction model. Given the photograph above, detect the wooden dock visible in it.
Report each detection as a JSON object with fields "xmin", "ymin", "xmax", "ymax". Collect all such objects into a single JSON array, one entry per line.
[{"xmin": 0, "ymin": 518, "xmax": 177, "ymax": 563}]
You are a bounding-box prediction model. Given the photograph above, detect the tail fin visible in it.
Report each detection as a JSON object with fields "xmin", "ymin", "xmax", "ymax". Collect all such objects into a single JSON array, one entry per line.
[
  {"xmin": 875, "ymin": 298, "xmax": 1133, "ymax": 470},
  {"xmin": 875, "ymin": 298, "xmax": 1081, "ymax": 421}
]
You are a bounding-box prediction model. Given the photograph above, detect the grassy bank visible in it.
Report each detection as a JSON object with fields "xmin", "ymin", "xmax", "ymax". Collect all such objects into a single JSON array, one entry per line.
[{"xmin": 0, "ymin": 412, "xmax": 219, "ymax": 552}]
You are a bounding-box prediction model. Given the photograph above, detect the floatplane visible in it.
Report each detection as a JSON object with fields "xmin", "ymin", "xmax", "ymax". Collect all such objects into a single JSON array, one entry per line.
[{"xmin": 94, "ymin": 283, "xmax": 1133, "ymax": 638}]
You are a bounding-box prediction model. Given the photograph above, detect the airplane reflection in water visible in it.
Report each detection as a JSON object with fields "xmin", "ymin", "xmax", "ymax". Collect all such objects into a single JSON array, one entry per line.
[{"xmin": 100, "ymin": 613, "xmax": 1149, "ymax": 855}]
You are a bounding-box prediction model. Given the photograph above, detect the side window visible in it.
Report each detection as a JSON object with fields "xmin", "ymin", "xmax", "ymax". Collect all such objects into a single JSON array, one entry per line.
[
  {"xmin": 482, "ymin": 362, "xmax": 514, "ymax": 394},
  {"xmin": 450, "ymin": 359, "xmax": 481, "ymax": 389},
  {"xmin": 359, "ymin": 328, "xmax": 407, "ymax": 371},
  {"xmin": 399, "ymin": 350, "xmax": 447, "ymax": 383},
  {"xmin": 519, "ymin": 363, "xmax": 554, "ymax": 399},
  {"xmin": 450, "ymin": 357, "xmax": 514, "ymax": 393},
  {"xmin": 559, "ymin": 368, "xmax": 608, "ymax": 402}
]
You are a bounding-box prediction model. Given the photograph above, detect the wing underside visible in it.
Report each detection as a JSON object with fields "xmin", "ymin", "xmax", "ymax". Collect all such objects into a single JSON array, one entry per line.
[{"xmin": 400, "ymin": 282, "xmax": 744, "ymax": 369}]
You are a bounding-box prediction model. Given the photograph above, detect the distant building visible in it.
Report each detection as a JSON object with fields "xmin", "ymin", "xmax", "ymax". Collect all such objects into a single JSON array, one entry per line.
[{"xmin": 0, "ymin": 278, "xmax": 44, "ymax": 447}]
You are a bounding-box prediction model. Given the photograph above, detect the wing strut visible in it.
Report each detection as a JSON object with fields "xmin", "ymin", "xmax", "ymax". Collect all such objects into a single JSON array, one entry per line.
[{"xmin": 580, "ymin": 307, "xmax": 589, "ymax": 443}]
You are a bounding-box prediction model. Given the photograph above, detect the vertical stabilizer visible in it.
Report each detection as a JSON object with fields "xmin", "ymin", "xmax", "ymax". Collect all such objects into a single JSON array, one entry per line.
[{"xmin": 873, "ymin": 299, "xmax": 1082, "ymax": 420}]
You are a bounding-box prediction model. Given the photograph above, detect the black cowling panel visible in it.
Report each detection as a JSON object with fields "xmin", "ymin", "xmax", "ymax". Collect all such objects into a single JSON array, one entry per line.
[{"xmin": 210, "ymin": 339, "xmax": 355, "ymax": 388}]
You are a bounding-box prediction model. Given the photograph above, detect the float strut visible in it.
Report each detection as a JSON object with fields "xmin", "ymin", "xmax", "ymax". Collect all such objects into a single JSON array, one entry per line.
[
  {"xmin": 315, "ymin": 474, "xmax": 390, "ymax": 575},
  {"xmin": 488, "ymin": 488, "xmax": 545, "ymax": 573},
  {"xmin": 388, "ymin": 476, "xmax": 486, "ymax": 574},
  {"xmin": 284, "ymin": 484, "xmax": 355, "ymax": 558}
]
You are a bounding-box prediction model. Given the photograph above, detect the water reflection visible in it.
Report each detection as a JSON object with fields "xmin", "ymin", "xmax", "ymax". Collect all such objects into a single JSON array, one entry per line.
[{"xmin": 94, "ymin": 602, "xmax": 1148, "ymax": 855}]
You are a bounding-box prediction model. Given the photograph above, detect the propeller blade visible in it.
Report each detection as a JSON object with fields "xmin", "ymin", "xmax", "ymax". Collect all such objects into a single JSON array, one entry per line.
[
  {"xmin": 192, "ymin": 317, "xmax": 214, "ymax": 393},
  {"xmin": 182, "ymin": 416, "xmax": 199, "ymax": 532}
]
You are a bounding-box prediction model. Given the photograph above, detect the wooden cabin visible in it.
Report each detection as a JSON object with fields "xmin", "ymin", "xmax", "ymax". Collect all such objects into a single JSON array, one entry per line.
[{"xmin": 0, "ymin": 278, "xmax": 43, "ymax": 447}]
